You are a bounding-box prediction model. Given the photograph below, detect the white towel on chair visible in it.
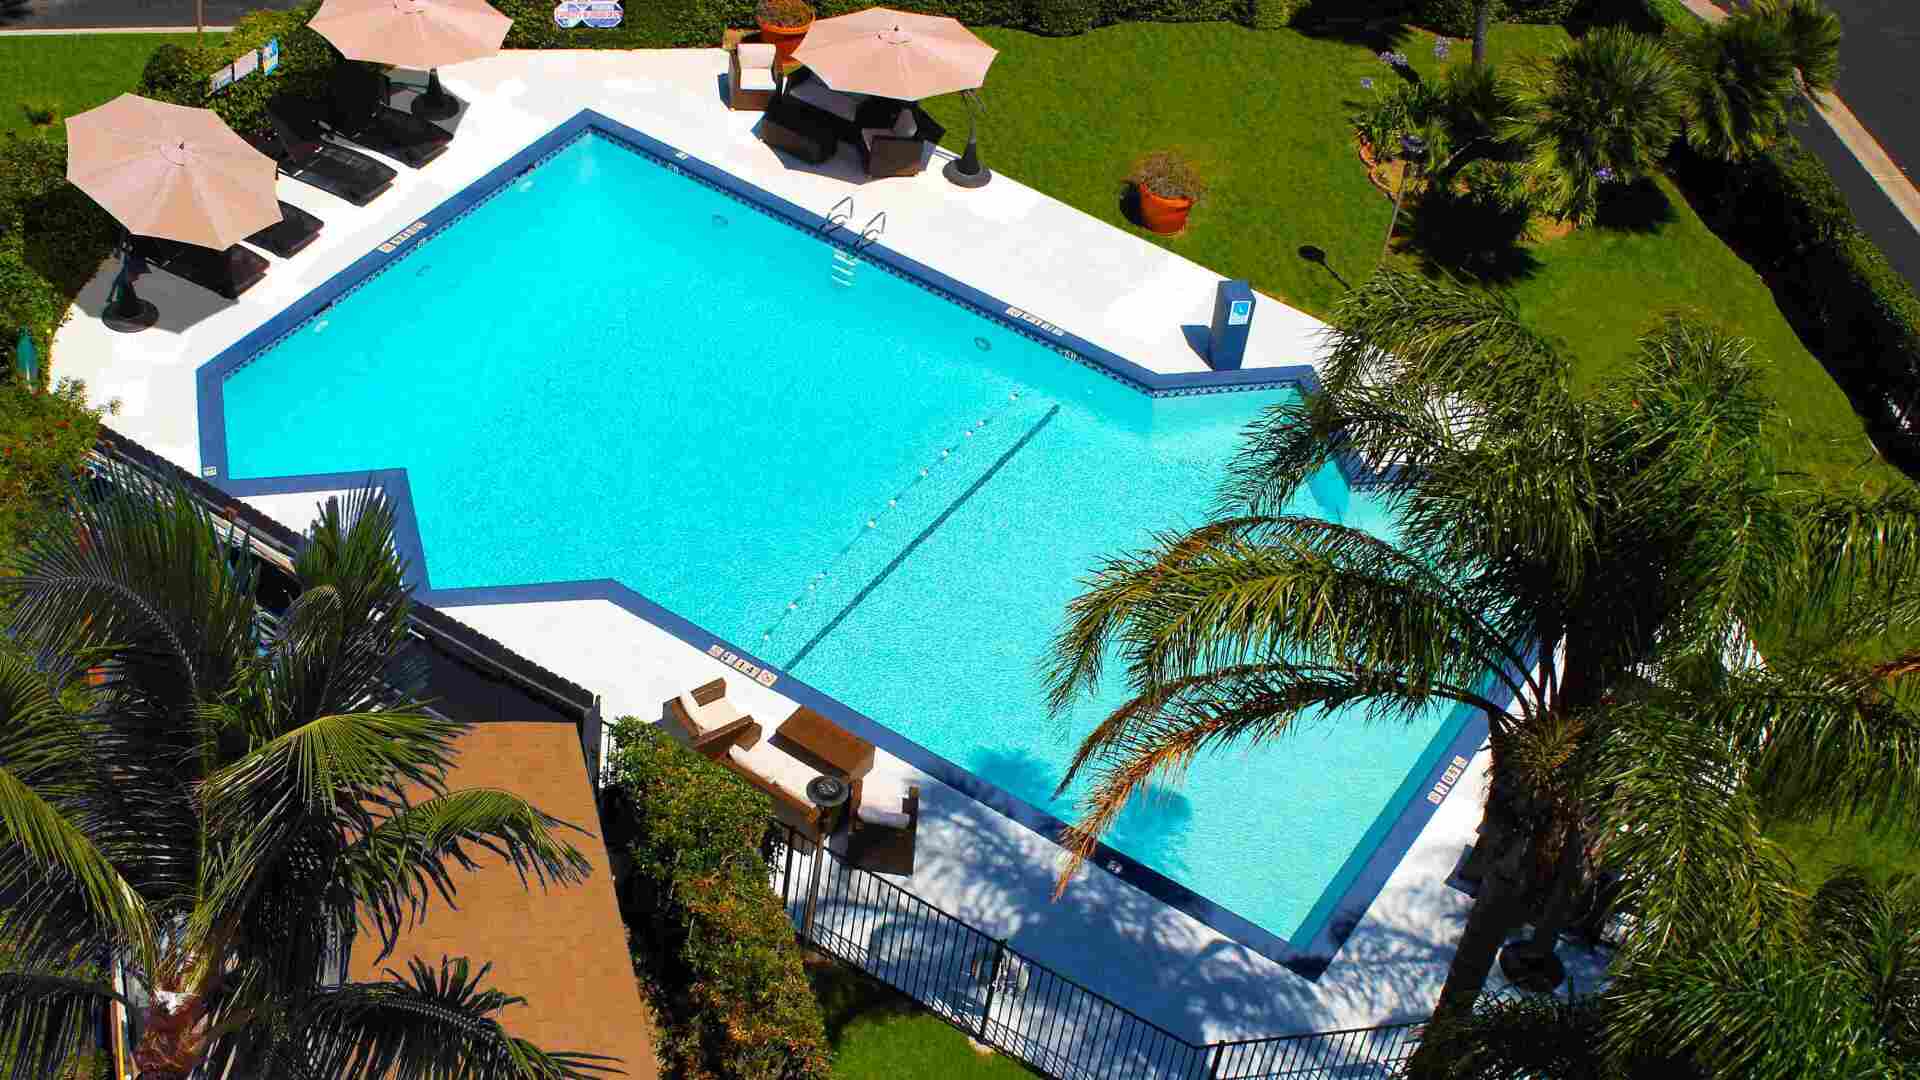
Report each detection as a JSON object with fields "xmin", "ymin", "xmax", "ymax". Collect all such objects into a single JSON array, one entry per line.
[{"xmin": 858, "ymin": 804, "xmax": 912, "ymax": 830}]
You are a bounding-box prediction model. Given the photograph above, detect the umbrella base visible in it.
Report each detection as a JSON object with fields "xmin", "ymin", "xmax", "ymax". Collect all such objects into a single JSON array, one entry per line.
[
  {"xmin": 943, "ymin": 158, "xmax": 991, "ymax": 189},
  {"xmin": 411, "ymin": 91, "xmax": 460, "ymax": 121},
  {"xmin": 104, "ymin": 299, "xmax": 159, "ymax": 333}
]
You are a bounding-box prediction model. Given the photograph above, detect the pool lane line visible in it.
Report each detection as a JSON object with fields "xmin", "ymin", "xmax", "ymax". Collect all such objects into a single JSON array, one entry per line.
[{"xmin": 785, "ymin": 403, "xmax": 1062, "ymax": 671}]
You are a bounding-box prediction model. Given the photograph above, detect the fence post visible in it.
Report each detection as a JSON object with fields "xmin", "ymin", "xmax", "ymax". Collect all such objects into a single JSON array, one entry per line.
[
  {"xmin": 1206, "ymin": 1041, "xmax": 1224, "ymax": 1080},
  {"xmin": 780, "ymin": 825, "xmax": 795, "ymax": 908},
  {"xmin": 801, "ymin": 831, "xmax": 826, "ymax": 942},
  {"xmin": 976, "ymin": 938, "xmax": 1008, "ymax": 1042}
]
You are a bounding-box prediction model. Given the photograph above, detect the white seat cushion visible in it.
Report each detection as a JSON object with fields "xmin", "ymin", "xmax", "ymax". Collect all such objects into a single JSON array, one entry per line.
[
  {"xmin": 728, "ymin": 740, "xmax": 817, "ymax": 805},
  {"xmin": 740, "ymin": 68, "xmax": 777, "ymax": 92},
  {"xmin": 788, "ymin": 77, "xmax": 862, "ymax": 122},
  {"xmin": 738, "ymin": 42, "xmax": 776, "ymax": 67},
  {"xmin": 679, "ymin": 692, "xmax": 742, "ymax": 737},
  {"xmin": 857, "ymin": 803, "xmax": 912, "ymax": 830}
]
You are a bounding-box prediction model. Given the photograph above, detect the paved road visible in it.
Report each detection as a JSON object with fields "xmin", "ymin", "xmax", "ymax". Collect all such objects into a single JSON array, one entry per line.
[
  {"xmin": 1796, "ymin": 110, "xmax": 1920, "ymax": 290},
  {"xmin": 0, "ymin": 0, "xmax": 300, "ymax": 29},
  {"xmin": 1822, "ymin": 0, "xmax": 1918, "ymax": 186}
]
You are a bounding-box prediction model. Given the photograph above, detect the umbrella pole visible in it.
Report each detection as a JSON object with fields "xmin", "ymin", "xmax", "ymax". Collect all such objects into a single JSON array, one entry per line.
[
  {"xmin": 413, "ymin": 68, "xmax": 460, "ymax": 121},
  {"xmin": 104, "ymin": 235, "xmax": 157, "ymax": 334},
  {"xmin": 943, "ymin": 91, "xmax": 991, "ymax": 189}
]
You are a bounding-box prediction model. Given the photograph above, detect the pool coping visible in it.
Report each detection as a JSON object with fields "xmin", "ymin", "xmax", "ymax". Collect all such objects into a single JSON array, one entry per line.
[{"xmin": 195, "ymin": 109, "xmax": 1497, "ymax": 980}]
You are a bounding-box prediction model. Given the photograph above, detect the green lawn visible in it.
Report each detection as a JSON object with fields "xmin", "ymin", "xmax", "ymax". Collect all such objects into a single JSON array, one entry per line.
[
  {"xmin": 0, "ymin": 32, "xmax": 228, "ymax": 139},
  {"xmin": 921, "ymin": 21, "xmax": 1898, "ymax": 493},
  {"xmin": 811, "ymin": 962, "xmax": 1040, "ymax": 1080},
  {"xmin": 1770, "ymin": 815, "xmax": 1920, "ymax": 890}
]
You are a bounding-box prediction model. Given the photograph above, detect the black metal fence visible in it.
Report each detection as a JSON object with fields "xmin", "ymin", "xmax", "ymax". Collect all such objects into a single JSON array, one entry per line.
[{"xmin": 767, "ymin": 823, "xmax": 1423, "ymax": 1080}]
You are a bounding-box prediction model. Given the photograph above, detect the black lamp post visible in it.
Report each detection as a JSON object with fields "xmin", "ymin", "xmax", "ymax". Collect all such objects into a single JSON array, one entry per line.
[
  {"xmin": 1378, "ymin": 132, "xmax": 1427, "ymax": 266},
  {"xmin": 412, "ymin": 68, "xmax": 460, "ymax": 120},
  {"xmin": 943, "ymin": 89, "xmax": 991, "ymax": 189},
  {"xmin": 103, "ymin": 232, "xmax": 158, "ymax": 334}
]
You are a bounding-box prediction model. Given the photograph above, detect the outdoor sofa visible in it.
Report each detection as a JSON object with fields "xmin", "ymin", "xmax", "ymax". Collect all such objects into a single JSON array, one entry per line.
[
  {"xmin": 667, "ymin": 678, "xmax": 875, "ymax": 841},
  {"xmin": 326, "ymin": 62, "xmax": 454, "ymax": 168},
  {"xmin": 250, "ymin": 96, "xmax": 399, "ymax": 206},
  {"xmin": 760, "ymin": 71, "xmax": 946, "ymax": 178}
]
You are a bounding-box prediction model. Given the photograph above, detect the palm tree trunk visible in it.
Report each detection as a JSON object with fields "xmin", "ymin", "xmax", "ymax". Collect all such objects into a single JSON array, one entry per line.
[
  {"xmin": 1472, "ymin": 0, "xmax": 1491, "ymax": 67},
  {"xmin": 1403, "ymin": 816, "xmax": 1531, "ymax": 1079}
]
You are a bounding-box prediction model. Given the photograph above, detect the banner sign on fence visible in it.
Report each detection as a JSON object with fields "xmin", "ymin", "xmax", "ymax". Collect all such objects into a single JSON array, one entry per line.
[
  {"xmin": 553, "ymin": 0, "xmax": 621, "ymax": 28},
  {"xmin": 209, "ymin": 39, "xmax": 279, "ymax": 95}
]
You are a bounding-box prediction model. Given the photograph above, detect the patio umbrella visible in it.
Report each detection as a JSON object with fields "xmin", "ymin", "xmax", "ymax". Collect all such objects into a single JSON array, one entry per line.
[
  {"xmin": 792, "ymin": 7, "xmax": 997, "ymax": 101},
  {"xmin": 65, "ymin": 94, "xmax": 282, "ymax": 331},
  {"xmin": 308, "ymin": 0, "xmax": 511, "ymax": 119}
]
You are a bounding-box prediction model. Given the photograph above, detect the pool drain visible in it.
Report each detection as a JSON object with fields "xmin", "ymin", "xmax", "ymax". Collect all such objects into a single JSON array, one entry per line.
[
  {"xmin": 974, "ymin": 336, "xmax": 991, "ymax": 351},
  {"xmin": 712, "ymin": 213, "xmax": 729, "ymax": 228}
]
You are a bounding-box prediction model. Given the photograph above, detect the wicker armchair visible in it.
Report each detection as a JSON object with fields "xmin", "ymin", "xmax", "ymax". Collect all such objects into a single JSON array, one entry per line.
[{"xmin": 729, "ymin": 42, "xmax": 779, "ymax": 112}]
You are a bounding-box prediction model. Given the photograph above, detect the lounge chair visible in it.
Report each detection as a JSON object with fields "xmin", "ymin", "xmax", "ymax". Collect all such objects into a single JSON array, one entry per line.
[
  {"xmin": 252, "ymin": 96, "xmax": 397, "ymax": 206},
  {"xmin": 666, "ymin": 677, "xmax": 762, "ymax": 755},
  {"xmin": 848, "ymin": 780, "xmax": 920, "ymax": 875},
  {"xmin": 664, "ymin": 682, "xmax": 874, "ymax": 841},
  {"xmin": 858, "ymin": 102, "xmax": 947, "ymax": 179},
  {"xmin": 130, "ymin": 236, "xmax": 269, "ymax": 300},
  {"xmin": 326, "ymin": 62, "xmax": 453, "ymax": 168},
  {"xmin": 729, "ymin": 42, "xmax": 779, "ymax": 112},
  {"xmin": 245, "ymin": 200, "xmax": 323, "ymax": 259}
]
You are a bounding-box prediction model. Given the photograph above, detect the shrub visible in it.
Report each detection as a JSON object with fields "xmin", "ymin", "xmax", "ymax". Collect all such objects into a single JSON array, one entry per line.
[
  {"xmin": 0, "ymin": 379, "xmax": 109, "ymax": 554},
  {"xmin": 1130, "ymin": 149, "xmax": 1208, "ymax": 202},
  {"xmin": 139, "ymin": 3, "xmax": 336, "ymax": 138},
  {"xmin": 601, "ymin": 721, "xmax": 830, "ymax": 1080},
  {"xmin": 757, "ymin": 0, "xmax": 815, "ymax": 23},
  {"xmin": 1023, "ymin": 0, "xmax": 1106, "ymax": 34},
  {"xmin": 0, "ymin": 134, "xmax": 118, "ymax": 384},
  {"xmin": 1245, "ymin": 0, "xmax": 1304, "ymax": 30}
]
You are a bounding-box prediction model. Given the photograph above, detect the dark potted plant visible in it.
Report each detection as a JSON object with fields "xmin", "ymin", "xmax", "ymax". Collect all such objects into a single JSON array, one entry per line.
[
  {"xmin": 1130, "ymin": 150, "xmax": 1208, "ymax": 234},
  {"xmin": 756, "ymin": 0, "xmax": 816, "ymax": 66}
]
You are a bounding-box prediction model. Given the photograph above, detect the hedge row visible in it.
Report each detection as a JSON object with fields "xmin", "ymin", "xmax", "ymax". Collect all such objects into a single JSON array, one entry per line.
[
  {"xmin": 1639, "ymin": 0, "xmax": 1920, "ymax": 449},
  {"xmin": 600, "ymin": 722, "xmax": 831, "ymax": 1080},
  {"xmin": 1406, "ymin": 0, "xmax": 1580, "ymax": 38},
  {"xmin": 138, "ymin": 1, "xmax": 336, "ymax": 138},
  {"xmin": 497, "ymin": 0, "xmax": 1311, "ymax": 47}
]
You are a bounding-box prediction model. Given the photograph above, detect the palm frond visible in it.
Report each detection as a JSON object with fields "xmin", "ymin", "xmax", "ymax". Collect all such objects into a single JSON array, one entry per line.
[
  {"xmin": 1792, "ymin": 486, "xmax": 1920, "ymax": 639},
  {"xmin": 282, "ymin": 955, "xmax": 619, "ymax": 1079},
  {"xmin": 338, "ymin": 789, "xmax": 592, "ymax": 963},
  {"xmin": 1675, "ymin": 15, "xmax": 1798, "ymax": 161},
  {"xmin": 0, "ymin": 972, "xmax": 126, "ymax": 1080},
  {"xmin": 1754, "ymin": 0, "xmax": 1843, "ymax": 93},
  {"xmin": 1810, "ymin": 870, "xmax": 1920, "ymax": 1057}
]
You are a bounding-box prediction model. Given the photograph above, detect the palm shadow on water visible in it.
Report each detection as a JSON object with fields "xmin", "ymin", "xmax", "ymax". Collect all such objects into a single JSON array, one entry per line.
[{"xmin": 965, "ymin": 746, "xmax": 1198, "ymax": 879}]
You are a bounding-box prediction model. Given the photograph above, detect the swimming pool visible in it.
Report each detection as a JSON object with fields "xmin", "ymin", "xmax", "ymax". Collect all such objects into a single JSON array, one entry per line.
[{"xmin": 204, "ymin": 114, "xmax": 1483, "ymax": 974}]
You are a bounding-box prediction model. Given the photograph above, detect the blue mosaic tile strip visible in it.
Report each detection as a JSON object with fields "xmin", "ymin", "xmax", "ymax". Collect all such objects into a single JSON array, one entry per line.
[{"xmin": 194, "ymin": 110, "xmax": 1492, "ymax": 987}]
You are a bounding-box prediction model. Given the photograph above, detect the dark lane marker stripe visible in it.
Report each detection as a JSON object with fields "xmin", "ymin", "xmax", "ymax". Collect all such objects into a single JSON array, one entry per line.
[{"xmin": 786, "ymin": 403, "xmax": 1062, "ymax": 671}]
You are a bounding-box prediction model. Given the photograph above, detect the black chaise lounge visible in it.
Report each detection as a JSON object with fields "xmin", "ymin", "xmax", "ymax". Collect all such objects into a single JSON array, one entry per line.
[
  {"xmin": 326, "ymin": 62, "xmax": 452, "ymax": 168},
  {"xmin": 131, "ymin": 236, "xmax": 270, "ymax": 300},
  {"xmin": 245, "ymin": 200, "xmax": 324, "ymax": 259},
  {"xmin": 251, "ymin": 97, "xmax": 397, "ymax": 206}
]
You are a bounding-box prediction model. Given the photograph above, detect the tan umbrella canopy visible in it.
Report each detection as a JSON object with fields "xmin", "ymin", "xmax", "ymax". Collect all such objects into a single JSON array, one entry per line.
[
  {"xmin": 309, "ymin": 0, "xmax": 511, "ymax": 71},
  {"xmin": 793, "ymin": 6, "xmax": 997, "ymax": 101},
  {"xmin": 65, "ymin": 93, "xmax": 281, "ymax": 251}
]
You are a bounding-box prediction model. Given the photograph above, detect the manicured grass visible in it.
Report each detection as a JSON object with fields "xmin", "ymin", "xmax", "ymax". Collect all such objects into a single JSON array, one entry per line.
[
  {"xmin": 0, "ymin": 32, "xmax": 229, "ymax": 139},
  {"xmin": 921, "ymin": 22, "xmax": 1900, "ymax": 494},
  {"xmin": 1770, "ymin": 814, "xmax": 1920, "ymax": 890},
  {"xmin": 811, "ymin": 962, "xmax": 1040, "ymax": 1080}
]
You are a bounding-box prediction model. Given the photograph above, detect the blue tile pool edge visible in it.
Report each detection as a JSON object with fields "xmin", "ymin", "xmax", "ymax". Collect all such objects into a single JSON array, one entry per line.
[{"xmin": 192, "ymin": 111, "xmax": 1491, "ymax": 987}]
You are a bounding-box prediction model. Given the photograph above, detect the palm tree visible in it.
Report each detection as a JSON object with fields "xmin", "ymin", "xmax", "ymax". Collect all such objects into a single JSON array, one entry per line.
[
  {"xmin": 1675, "ymin": 14, "xmax": 1802, "ymax": 161},
  {"xmin": 1041, "ymin": 270, "xmax": 1920, "ymax": 1076},
  {"xmin": 0, "ymin": 469, "xmax": 615, "ymax": 1078},
  {"xmin": 1754, "ymin": 0, "xmax": 1843, "ymax": 95},
  {"xmin": 1506, "ymin": 27, "xmax": 1687, "ymax": 222}
]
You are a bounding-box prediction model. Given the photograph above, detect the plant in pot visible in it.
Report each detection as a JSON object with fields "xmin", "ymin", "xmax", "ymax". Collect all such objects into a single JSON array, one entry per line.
[
  {"xmin": 756, "ymin": 0, "xmax": 816, "ymax": 66},
  {"xmin": 1130, "ymin": 150, "xmax": 1208, "ymax": 235}
]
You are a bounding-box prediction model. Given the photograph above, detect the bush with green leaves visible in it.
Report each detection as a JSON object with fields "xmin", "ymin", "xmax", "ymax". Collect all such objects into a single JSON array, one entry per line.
[
  {"xmin": 600, "ymin": 721, "xmax": 830, "ymax": 1080},
  {"xmin": 137, "ymin": 2, "xmax": 336, "ymax": 138},
  {"xmin": 0, "ymin": 379, "xmax": 109, "ymax": 555},
  {"xmin": 0, "ymin": 133, "xmax": 118, "ymax": 386}
]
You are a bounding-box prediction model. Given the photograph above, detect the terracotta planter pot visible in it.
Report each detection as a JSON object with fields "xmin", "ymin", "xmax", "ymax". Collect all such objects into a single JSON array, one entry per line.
[
  {"xmin": 1137, "ymin": 184, "xmax": 1194, "ymax": 234},
  {"xmin": 757, "ymin": 15, "xmax": 813, "ymax": 66}
]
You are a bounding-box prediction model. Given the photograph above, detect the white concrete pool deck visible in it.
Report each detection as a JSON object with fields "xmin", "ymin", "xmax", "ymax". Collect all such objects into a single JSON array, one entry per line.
[{"xmin": 55, "ymin": 48, "xmax": 1593, "ymax": 1044}]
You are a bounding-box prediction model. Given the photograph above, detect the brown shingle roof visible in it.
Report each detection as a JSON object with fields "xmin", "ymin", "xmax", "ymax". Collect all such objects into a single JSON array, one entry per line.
[{"xmin": 349, "ymin": 723, "xmax": 658, "ymax": 1078}]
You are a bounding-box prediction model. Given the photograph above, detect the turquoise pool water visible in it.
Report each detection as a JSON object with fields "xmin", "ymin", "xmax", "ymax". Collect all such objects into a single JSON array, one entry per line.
[{"xmin": 220, "ymin": 132, "xmax": 1465, "ymax": 944}]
